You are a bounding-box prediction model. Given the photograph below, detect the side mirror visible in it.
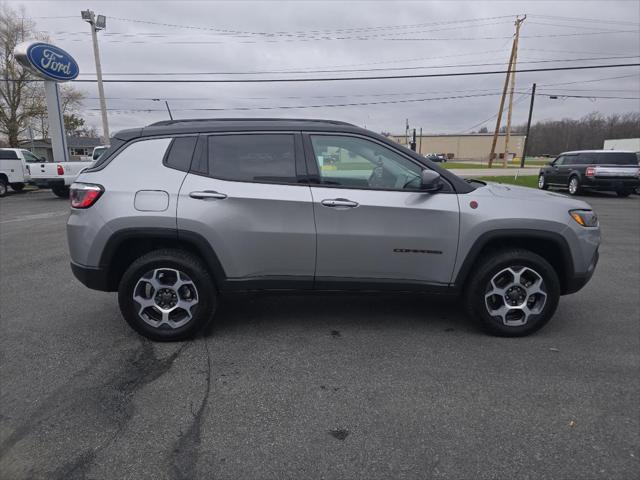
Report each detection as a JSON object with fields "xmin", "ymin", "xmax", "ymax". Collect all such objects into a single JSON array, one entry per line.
[{"xmin": 420, "ymin": 169, "xmax": 442, "ymax": 192}]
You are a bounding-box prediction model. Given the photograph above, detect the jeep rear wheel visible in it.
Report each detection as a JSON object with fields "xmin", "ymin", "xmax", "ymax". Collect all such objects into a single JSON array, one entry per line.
[
  {"xmin": 464, "ymin": 249, "xmax": 560, "ymax": 336},
  {"xmin": 118, "ymin": 249, "xmax": 216, "ymax": 341}
]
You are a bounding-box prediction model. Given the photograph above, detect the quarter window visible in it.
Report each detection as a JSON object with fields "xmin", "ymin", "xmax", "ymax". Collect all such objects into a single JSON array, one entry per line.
[
  {"xmin": 164, "ymin": 136, "xmax": 197, "ymax": 172},
  {"xmin": 208, "ymin": 134, "xmax": 297, "ymax": 183},
  {"xmin": 309, "ymin": 135, "xmax": 422, "ymax": 190}
]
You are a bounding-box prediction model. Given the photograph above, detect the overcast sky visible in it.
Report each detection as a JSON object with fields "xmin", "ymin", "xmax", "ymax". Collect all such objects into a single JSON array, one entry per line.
[{"xmin": 10, "ymin": 0, "xmax": 640, "ymax": 135}]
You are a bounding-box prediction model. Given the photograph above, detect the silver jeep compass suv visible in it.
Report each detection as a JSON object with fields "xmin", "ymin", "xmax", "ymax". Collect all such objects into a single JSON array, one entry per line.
[{"xmin": 67, "ymin": 119, "xmax": 600, "ymax": 341}]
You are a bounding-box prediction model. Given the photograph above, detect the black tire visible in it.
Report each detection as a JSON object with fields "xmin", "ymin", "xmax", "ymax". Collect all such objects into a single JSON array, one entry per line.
[
  {"xmin": 10, "ymin": 182, "xmax": 25, "ymax": 192},
  {"xmin": 51, "ymin": 185, "xmax": 70, "ymax": 198},
  {"xmin": 464, "ymin": 248, "xmax": 560, "ymax": 337},
  {"xmin": 118, "ymin": 249, "xmax": 216, "ymax": 341},
  {"xmin": 538, "ymin": 174, "xmax": 548, "ymax": 190},
  {"xmin": 567, "ymin": 175, "xmax": 581, "ymax": 196},
  {"xmin": 0, "ymin": 178, "xmax": 7, "ymax": 197},
  {"xmin": 616, "ymin": 190, "xmax": 632, "ymax": 198}
]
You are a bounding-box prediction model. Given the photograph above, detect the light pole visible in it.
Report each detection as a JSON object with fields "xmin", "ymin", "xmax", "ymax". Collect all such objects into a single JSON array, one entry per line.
[
  {"xmin": 81, "ymin": 10, "xmax": 110, "ymax": 144},
  {"xmin": 153, "ymin": 99, "xmax": 174, "ymax": 120}
]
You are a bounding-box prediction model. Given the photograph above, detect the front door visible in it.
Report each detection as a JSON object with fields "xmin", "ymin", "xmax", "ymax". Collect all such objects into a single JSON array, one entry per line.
[
  {"xmin": 304, "ymin": 133, "xmax": 460, "ymax": 287},
  {"xmin": 177, "ymin": 133, "xmax": 316, "ymax": 285}
]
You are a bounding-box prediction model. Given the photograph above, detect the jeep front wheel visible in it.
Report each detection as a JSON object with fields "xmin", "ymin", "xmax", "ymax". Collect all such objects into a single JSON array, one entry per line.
[
  {"xmin": 118, "ymin": 249, "xmax": 216, "ymax": 341},
  {"xmin": 464, "ymin": 249, "xmax": 560, "ymax": 336}
]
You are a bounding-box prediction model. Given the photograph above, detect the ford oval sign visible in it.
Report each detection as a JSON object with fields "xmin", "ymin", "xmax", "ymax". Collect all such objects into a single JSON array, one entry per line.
[{"xmin": 14, "ymin": 41, "xmax": 79, "ymax": 82}]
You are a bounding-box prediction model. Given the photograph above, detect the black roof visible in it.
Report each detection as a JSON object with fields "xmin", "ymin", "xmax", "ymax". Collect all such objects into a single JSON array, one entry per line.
[{"xmin": 114, "ymin": 118, "xmax": 362, "ymax": 141}]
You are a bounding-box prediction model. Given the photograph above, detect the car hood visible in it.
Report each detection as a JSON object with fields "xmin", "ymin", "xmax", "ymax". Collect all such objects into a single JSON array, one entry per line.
[{"xmin": 478, "ymin": 181, "xmax": 593, "ymax": 209}]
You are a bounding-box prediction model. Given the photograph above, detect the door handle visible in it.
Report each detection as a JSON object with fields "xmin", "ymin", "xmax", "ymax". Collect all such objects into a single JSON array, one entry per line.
[
  {"xmin": 189, "ymin": 190, "xmax": 227, "ymax": 200},
  {"xmin": 321, "ymin": 198, "xmax": 359, "ymax": 208}
]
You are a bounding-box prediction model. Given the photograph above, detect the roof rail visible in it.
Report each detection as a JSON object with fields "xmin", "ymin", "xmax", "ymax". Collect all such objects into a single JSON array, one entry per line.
[{"xmin": 147, "ymin": 118, "xmax": 355, "ymax": 127}]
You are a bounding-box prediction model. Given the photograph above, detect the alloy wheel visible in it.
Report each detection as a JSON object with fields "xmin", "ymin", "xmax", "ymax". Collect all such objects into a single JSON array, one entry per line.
[
  {"xmin": 132, "ymin": 268, "xmax": 199, "ymax": 329},
  {"xmin": 484, "ymin": 266, "xmax": 548, "ymax": 327},
  {"xmin": 538, "ymin": 175, "xmax": 545, "ymax": 189},
  {"xmin": 569, "ymin": 177, "xmax": 579, "ymax": 195}
]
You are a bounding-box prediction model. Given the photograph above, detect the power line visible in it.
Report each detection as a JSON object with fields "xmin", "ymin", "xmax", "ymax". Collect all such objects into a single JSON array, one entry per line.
[
  {"xmin": 458, "ymin": 94, "xmax": 530, "ymax": 133},
  {"xmin": 78, "ymin": 56, "xmax": 640, "ymax": 77},
  {"xmin": 538, "ymin": 72, "xmax": 640, "ymax": 87},
  {"xmin": 106, "ymin": 14, "xmax": 520, "ymax": 39},
  {"xmin": 529, "ymin": 14, "xmax": 640, "ymax": 27},
  {"xmin": 40, "ymin": 63, "xmax": 640, "ymax": 83},
  {"xmin": 52, "ymin": 19, "xmax": 516, "ymax": 42},
  {"xmin": 388, "ymin": 30, "xmax": 639, "ymax": 42},
  {"xmin": 84, "ymin": 91, "xmax": 523, "ymax": 113}
]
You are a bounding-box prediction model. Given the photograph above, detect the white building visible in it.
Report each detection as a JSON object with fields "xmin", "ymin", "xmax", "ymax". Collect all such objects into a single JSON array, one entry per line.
[{"xmin": 603, "ymin": 138, "xmax": 640, "ymax": 152}]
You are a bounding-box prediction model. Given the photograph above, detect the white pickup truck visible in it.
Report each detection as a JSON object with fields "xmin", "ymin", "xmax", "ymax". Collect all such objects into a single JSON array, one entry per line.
[
  {"xmin": 0, "ymin": 148, "xmax": 95, "ymax": 198},
  {"xmin": 29, "ymin": 157, "xmax": 95, "ymax": 197},
  {"xmin": 0, "ymin": 148, "xmax": 36, "ymax": 197}
]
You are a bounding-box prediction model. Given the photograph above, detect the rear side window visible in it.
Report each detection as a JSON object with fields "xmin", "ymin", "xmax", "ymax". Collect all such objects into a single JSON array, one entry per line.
[
  {"xmin": 208, "ymin": 134, "xmax": 296, "ymax": 183},
  {"xmin": 0, "ymin": 150, "xmax": 19, "ymax": 160},
  {"xmin": 580, "ymin": 152, "xmax": 639, "ymax": 165},
  {"xmin": 164, "ymin": 136, "xmax": 197, "ymax": 172}
]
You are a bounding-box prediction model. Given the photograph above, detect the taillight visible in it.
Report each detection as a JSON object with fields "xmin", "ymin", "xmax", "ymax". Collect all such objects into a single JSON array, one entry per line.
[
  {"xmin": 70, "ymin": 183, "xmax": 104, "ymax": 209},
  {"xmin": 57, "ymin": 164, "xmax": 64, "ymax": 175},
  {"xmin": 585, "ymin": 166, "xmax": 596, "ymax": 177}
]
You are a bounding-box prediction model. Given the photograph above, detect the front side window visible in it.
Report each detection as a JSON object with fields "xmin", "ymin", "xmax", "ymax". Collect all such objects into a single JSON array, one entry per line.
[
  {"xmin": 309, "ymin": 135, "xmax": 422, "ymax": 190},
  {"xmin": 554, "ymin": 156, "xmax": 566, "ymax": 166},
  {"xmin": 208, "ymin": 134, "xmax": 297, "ymax": 183}
]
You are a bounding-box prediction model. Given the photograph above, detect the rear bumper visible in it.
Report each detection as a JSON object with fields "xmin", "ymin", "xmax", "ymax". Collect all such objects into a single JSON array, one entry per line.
[
  {"xmin": 31, "ymin": 178, "xmax": 65, "ymax": 188},
  {"xmin": 582, "ymin": 177, "xmax": 640, "ymax": 191},
  {"xmin": 564, "ymin": 248, "xmax": 599, "ymax": 294},
  {"xmin": 70, "ymin": 261, "xmax": 113, "ymax": 291}
]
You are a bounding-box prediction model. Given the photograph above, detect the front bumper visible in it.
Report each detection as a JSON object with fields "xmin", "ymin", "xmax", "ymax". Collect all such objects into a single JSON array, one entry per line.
[{"xmin": 564, "ymin": 248, "xmax": 599, "ymax": 294}]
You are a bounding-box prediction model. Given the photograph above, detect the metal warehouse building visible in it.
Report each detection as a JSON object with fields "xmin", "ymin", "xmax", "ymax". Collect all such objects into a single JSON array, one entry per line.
[{"xmin": 390, "ymin": 133, "xmax": 526, "ymax": 161}]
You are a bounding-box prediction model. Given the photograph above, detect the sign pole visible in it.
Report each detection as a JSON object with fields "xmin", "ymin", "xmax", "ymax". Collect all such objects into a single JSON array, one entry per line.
[{"xmin": 43, "ymin": 81, "xmax": 70, "ymax": 163}]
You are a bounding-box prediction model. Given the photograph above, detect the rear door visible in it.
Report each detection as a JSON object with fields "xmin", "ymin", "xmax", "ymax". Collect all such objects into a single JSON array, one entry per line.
[
  {"xmin": 303, "ymin": 133, "xmax": 459, "ymax": 287},
  {"xmin": 177, "ymin": 132, "xmax": 316, "ymax": 285}
]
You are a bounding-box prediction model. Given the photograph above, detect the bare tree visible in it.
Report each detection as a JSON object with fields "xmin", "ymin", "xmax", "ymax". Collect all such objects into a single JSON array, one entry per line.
[
  {"xmin": 522, "ymin": 112, "xmax": 640, "ymax": 155},
  {"xmin": 0, "ymin": 4, "xmax": 43, "ymax": 146},
  {"xmin": 0, "ymin": 4, "xmax": 87, "ymax": 145}
]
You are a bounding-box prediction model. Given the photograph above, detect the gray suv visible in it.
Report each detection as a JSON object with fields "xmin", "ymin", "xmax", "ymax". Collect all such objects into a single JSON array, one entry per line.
[{"xmin": 67, "ymin": 119, "xmax": 600, "ymax": 340}]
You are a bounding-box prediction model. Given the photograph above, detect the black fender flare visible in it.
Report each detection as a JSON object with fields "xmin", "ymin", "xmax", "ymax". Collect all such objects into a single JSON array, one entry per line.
[
  {"xmin": 453, "ymin": 229, "xmax": 575, "ymax": 293},
  {"xmin": 99, "ymin": 227, "xmax": 227, "ymax": 288}
]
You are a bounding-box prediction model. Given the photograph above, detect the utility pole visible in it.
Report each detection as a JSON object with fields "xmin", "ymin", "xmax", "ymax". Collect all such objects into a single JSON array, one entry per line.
[
  {"xmin": 419, "ymin": 127, "xmax": 423, "ymax": 154},
  {"xmin": 520, "ymin": 83, "xmax": 536, "ymax": 168},
  {"xmin": 503, "ymin": 15, "xmax": 525, "ymax": 167},
  {"xmin": 81, "ymin": 10, "xmax": 110, "ymax": 144},
  {"xmin": 488, "ymin": 15, "xmax": 525, "ymax": 167},
  {"xmin": 410, "ymin": 128, "xmax": 417, "ymax": 151}
]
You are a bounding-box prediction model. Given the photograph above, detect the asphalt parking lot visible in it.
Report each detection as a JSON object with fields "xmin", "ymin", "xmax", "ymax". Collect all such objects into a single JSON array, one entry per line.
[{"xmin": 1, "ymin": 189, "xmax": 638, "ymax": 480}]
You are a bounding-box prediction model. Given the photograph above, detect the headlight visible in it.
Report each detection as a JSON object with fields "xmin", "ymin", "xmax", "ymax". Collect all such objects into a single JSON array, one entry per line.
[{"xmin": 569, "ymin": 209, "xmax": 598, "ymax": 227}]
